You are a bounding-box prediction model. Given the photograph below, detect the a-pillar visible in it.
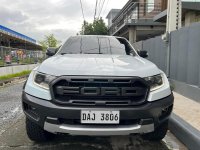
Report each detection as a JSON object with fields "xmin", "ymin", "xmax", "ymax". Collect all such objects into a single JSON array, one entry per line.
[{"xmin": 128, "ymin": 27, "xmax": 136, "ymax": 46}]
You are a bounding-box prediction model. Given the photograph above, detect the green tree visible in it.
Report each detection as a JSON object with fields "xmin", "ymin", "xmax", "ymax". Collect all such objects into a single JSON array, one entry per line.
[
  {"xmin": 80, "ymin": 18, "xmax": 108, "ymax": 35},
  {"xmin": 39, "ymin": 34, "xmax": 61, "ymax": 51},
  {"xmin": 80, "ymin": 21, "xmax": 94, "ymax": 35},
  {"xmin": 93, "ymin": 18, "xmax": 108, "ymax": 35}
]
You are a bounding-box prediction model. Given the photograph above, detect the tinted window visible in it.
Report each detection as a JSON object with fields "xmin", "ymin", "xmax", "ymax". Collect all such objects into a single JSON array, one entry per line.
[{"xmin": 58, "ymin": 36, "xmax": 136, "ymax": 55}]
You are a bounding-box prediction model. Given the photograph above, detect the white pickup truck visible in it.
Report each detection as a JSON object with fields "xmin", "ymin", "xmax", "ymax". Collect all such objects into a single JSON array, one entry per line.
[{"xmin": 22, "ymin": 35, "xmax": 173, "ymax": 142}]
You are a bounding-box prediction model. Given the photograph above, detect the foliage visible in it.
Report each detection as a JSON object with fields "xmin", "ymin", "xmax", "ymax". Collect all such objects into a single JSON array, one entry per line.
[
  {"xmin": 39, "ymin": 34, "xmax": 61, "ymax": 51},
  {"xmin": 0, "ymin": 70, "xmax": 32, "ymax": 81},
  {"xmin": 0, "ymin": 60, "xmax": 4, "ymax": 67},
  {"xmin": 93, "ymin": 18, "xmax": 108, "ymax": 35},
  {"xmin": 80, "ymin": 18, "xmax": 108, "ymax": 35},
  {"xmin": 20, "ymin": 58, "xmax": 35, "ymax": 64}
]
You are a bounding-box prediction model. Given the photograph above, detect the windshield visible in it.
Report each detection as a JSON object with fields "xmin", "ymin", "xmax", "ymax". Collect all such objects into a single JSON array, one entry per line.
[{"xmin": 57, "ymin": 36, "xmax": 136, "ymax": 55}]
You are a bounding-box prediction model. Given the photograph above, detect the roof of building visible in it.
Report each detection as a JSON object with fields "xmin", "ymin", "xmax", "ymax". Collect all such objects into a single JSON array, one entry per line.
[
  {"xmin": 0, "ymin": 25, "xmax": 36, "ymax": 44},
  {"xmin": 182, "ymin": 2, "xmax": 200, "ymax": 11},
  {"xmin": 106, "ymin": 9, "xmax": 121, "ymax": 18},
  {"xmin": 154, "ymin": 2, "xmax": 200, "ymax": 22}
]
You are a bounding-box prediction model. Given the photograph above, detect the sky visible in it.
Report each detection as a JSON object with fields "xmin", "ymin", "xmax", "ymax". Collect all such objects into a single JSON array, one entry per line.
[{"xmin": 0, "ymin": 0, "xmax": 128, "ymax": 43}]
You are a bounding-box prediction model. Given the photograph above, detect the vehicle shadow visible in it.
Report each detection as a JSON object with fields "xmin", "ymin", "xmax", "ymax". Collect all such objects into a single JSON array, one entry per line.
[
  {"xmin": 31, "ymin": 135, "xmax": 112, "ymax": 150},
  {"xmin": 30, "ymin": 134, "xmax": 168, "ymax": 150}
]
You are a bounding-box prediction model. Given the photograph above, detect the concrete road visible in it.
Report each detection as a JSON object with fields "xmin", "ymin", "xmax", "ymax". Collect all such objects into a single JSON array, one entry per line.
[
  {"xmin": 0, "ymin": 81, "xmax": 187, "ymax": 150},
  {"xmin": 0, "ymin": 82, "xmax": 24, "ymax": 135}
]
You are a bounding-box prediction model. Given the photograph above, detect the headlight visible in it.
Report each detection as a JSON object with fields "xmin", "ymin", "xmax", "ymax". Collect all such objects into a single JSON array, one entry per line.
[
  {"xmin": 144, "ymin": 74, "xmax": 164, "ymax": 91},
  {"xmin": 33, "ymin": 71, "xmax": 56, "ymax": 90}
]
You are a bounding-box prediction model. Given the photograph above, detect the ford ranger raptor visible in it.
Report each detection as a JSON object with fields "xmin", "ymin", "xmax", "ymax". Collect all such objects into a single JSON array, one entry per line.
[{"xmin": 22, "ymin": 35, "xmax": 173, "ymax": 142}]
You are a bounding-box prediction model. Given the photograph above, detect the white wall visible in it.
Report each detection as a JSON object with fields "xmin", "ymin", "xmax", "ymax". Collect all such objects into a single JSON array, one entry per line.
[{"xmin": 0, "ymin": 64, "xmax": 38, "ymax": 76}]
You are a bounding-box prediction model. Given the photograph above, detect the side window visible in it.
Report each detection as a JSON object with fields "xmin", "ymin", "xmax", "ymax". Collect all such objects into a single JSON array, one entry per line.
[
  {"xmin": 116, "ymin": 38, "xmax": 135, "ymax": 55},
  {"xmin": 109, "ymin": 38, "xmax": 126, "ymax": 55}
]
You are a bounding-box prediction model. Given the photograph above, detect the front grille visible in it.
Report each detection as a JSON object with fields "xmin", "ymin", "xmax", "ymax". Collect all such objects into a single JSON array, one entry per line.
[{"xmin": 50, "ymin": 76, "xmax": 149, "ymax": 106}]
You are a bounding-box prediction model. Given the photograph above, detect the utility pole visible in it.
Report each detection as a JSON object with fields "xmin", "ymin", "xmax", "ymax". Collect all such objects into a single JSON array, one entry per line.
[
  {"xmin": 163, "ymin": 0, "xmax": 182, "ymax": 77},
  {"xmin": 82, "ymin": 20, "xmax": 86, "ymax": 35},
  {"xmin": 166, "ymin": 0, "xmax": 182, "ymax": 33}
]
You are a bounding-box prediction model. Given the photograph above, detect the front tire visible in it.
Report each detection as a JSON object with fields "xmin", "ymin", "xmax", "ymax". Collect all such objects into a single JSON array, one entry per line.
[
  {"xmin": 142, "ymin": 121, "xmax": 168, "ymax": 141},
  {"xmin": 26, "ymin": 117, "xmax": 55, "ymax": 142}
]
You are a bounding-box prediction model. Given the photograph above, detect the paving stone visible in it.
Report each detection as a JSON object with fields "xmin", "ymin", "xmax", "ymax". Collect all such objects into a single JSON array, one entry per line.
[{"xmin": 173, "ymin": 92, "xmax": 200, "ymax": 131}]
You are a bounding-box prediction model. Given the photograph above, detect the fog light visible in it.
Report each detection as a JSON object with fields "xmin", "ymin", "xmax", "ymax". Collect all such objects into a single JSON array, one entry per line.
[
  {"xmin": 162, "ymin": 107, "xmax": 169, "ymax": 112},
  {"xmin": 23, "ymin": 102, "xmax": 39, "ymax": 121},
  {"xmin": 159, "ymin": 105, "xmax": 173, "ymax": 121}
]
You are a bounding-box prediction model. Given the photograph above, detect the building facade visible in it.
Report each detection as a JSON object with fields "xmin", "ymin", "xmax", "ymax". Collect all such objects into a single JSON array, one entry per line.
[
  {"xmin": 106, "ymin": 9, "xmax": 121, "ymax": 28},
  {"xmin": 106, "ymin": 0, "xmax": 167, "ymax": 46},
  {"xmin": 154, "ymin": 1, "xmax": 200, "ymax": 27}
]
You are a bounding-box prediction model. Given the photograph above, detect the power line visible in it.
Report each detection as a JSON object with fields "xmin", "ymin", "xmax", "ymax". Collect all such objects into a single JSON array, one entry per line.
[
  {"xmin": 102, "ymin": 0, "xmax": 110, "ymax": 17},
  {"xmin": 79, "ymin": 0, "xmax": 85, "ymax": 21},
  {"xmin": 94, "ymin": 0, "xmax": 98, "ymax": 21},
  {"xmin": 97, "ymin": 0, "xmax": 102, "ymax": 10},
  {"xmin": 96, "ymin": 0, "xmax": 102, "ymax": 19},
  {"xmin": 98, "ymin": 0, "xmax": 106, "ymax": 19},
  {"xmin": 79, "ymin": 0, "xmax": 86, "ymax": 34}
]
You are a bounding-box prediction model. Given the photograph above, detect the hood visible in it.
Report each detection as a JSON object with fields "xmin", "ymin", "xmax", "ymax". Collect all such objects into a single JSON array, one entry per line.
[{"xmin": 37, "ymin": 54, "xmax": 161, "ymax": 77}]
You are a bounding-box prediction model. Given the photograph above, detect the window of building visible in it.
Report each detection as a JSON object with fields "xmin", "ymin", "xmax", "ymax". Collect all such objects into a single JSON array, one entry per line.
[
  {"xmin": 146, "ymin": 0, "xmax": 154, "ymax": 13},
  {"xmin": 131, "ymin": 8, "xmax": 138, "ymax": 20}
]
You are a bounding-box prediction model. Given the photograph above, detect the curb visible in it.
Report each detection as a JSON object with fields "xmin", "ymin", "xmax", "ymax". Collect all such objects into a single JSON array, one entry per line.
[
  {"xmin": 0, "ymin": 75, "xmax": 28, "ymax": 87},
  {"xmin": 169, "ymin": 113, "xmax": 200, "ymax": 150}
]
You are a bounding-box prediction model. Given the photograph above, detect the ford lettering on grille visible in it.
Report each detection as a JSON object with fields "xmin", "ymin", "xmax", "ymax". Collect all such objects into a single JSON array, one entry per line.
[{"xmin": 56, "ymin": 86, "xmax": 145, "ymax": 97}]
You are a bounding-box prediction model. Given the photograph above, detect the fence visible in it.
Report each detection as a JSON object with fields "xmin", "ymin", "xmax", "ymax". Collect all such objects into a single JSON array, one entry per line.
[
  {"xmin": 170, "ymin": 23, "xmax": 200, "ymax": 87},
  {"xmin": 141, "ymin": 36, "xmax": 167, "ymax": 73},
  {"xmin": 0, "ymin": 46, "xmax": 45, "ymax": 67},
  {"xmin": 135, "ymin": 22, "xmax": 200, "ymax": 102}
]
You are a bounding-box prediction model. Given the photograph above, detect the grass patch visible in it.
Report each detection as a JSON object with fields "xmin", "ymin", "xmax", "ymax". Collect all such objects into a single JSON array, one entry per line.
[
  {"xmin": 0, "ymin": 60, "xmax": 4, "ymax": 66},
  {"xmin": 20, "ymin": 58, "xmax": 35, "ymax": 64},
  {"xmin": 0, "ymin": 70, "xmax": 31, "ymax": 81}
]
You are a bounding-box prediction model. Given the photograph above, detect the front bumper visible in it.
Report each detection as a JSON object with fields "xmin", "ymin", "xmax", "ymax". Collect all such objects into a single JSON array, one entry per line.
[
  {"xmin": 44, "ymin": 121, "xmax": 154, "ymax": 135},
  {"xmin": 22, "ymin": 92, "xmax": 174, "ymax": 135}
]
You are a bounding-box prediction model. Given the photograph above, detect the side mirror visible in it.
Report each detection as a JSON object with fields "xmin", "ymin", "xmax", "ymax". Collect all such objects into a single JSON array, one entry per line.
[
  {"xmin": 46, "ymin": 47, "xmax": 57, "ymax": 57},
  {"xmin": 138, "ymin": 50, "xmax": 148, "ymax": 58}
]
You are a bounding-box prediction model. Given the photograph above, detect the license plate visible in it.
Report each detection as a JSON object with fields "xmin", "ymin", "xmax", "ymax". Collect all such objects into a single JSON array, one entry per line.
[{"xmin": 81, "ymin": 110, "xmax": 120, "ymax": 124}]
